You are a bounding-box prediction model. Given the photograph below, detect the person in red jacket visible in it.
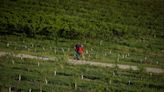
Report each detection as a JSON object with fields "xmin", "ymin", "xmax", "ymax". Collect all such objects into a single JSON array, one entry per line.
[
  {"xmin": 74, "ymin": 44, "xmax": 84, "ymax": 60},
  {"xmin": 79, "ymin": 45, "xmax": 84, "ymax": 59},
  {"xmin": 74, "ymin": 44, "xmax": 80, "ymax": 60}
]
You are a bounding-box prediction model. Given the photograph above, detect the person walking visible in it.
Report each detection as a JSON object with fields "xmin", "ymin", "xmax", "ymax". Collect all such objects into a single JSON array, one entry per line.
[
  {"xmin": 74, "ymin": 44, "xmax": 84, "ymax": 60},
  {"xmin": 74, "ymin": 44, "xmax": 80, "ymax": 60},
  {"xmin": 79, "ymin": 44, "xmax": 84, "ymax": 60}
]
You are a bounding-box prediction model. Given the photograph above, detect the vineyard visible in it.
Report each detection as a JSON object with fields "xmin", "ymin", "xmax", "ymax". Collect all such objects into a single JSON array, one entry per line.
[
  {"xmin": 0, "ymin": 55, "xmax": 164, "ymax": 92},
  {"xmin": 0, "ymin": 0, "xmax": 164, "ymax": 92},
  {"xmin": 0, "ymin": 0, "xmax": 164, "ymax": 40},
  {"xmin": 0, "ymin": 36, "xmax": 164, "ymax": 68},
  {"xmin": 0, "ymin": 35, "xmax": 164, "ymax": 91}
]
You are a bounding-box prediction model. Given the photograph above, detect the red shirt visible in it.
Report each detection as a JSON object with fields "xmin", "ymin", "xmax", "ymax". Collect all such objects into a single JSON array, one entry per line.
[{"xmin": 78, "ymin": 47, "xmax": 84, "ymax": 54}]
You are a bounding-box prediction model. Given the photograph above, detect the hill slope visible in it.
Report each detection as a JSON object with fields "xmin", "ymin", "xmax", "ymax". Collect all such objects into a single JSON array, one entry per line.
[{"xmin": 0, "ymin": 0, "xmax": 163, "ymax": 40}]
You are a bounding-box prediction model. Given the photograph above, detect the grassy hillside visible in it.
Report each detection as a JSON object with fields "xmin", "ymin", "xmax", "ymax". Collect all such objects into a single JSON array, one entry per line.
[
  {"xmin": 0, "ymin": 56, "xmax": 164, "ymax": 92},
  {"xmin": 0, "ymin": 0, "xmax": 163, "ymax": 40},
  {"xmin": 0, "ymin": 35, "xmax": 164, "ymax": 68},
  {"xmin": 0, "ymin": 0, "xmax": 164, "ymax": 71},
  {"xmin": 0, "ymin": 0, "xmax": 164, "ymax": 91}
]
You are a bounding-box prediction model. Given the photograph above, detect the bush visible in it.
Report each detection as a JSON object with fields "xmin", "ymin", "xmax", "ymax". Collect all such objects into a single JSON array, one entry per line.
[{"xmin": 58, "ymin": 28, "xmax": 82, "ymax": 39}]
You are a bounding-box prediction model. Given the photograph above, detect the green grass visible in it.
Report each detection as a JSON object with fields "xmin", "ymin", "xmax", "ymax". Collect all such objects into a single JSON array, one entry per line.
[
  {"xmin": 0, "ymin": 0, "xmax": 164, "ymax": 91},
  {"xmin": 0, "ymin": 56, "xmax": 164, "ymax": 92},
  {"xmin": 0, "ymin": 0, "xmax": 164, "ymax": 68},
  {"xmin": 0, "ymin": 0, "xmax": 163, "ymax": 40},
  {"xmin": 0, "ymin": 35, "xmax": 164, "ymax": 68}
]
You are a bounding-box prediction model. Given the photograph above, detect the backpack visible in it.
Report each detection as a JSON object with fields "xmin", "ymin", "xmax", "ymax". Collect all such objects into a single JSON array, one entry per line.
[{"xmin": 75, "ymin": 44, "xmax": 80, "ymax": 52}]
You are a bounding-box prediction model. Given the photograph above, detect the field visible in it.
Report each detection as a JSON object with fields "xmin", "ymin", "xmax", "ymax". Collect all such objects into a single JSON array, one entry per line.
[
  {"xmin": 0, "ymin": 0, "xmax": 164, "ymax": 92},
  {"xmin": 0, "ymin": 55, "xmax": 164, "ymax": 92},
  {"xmin": 0, "ymin": 35, "xmax": 164, "ymax": 68},
  {"xmin": 0, "ymin": 0, "xmax": 164, "ymax": 40},
  {"xmin": 0, "ymin": 35, "xmax": 164, "ymax": 92}
]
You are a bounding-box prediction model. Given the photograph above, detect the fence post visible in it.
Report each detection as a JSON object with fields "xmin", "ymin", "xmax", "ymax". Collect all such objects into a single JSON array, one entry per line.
[
  {"xmin": 109, "ymin": 80, "xmax": 112, "ymax": 85},
  {"xmin": 67, "ymin": 48, "xmax": 70, "ymax": 52},
  {"xmin": 125, "ymin": 54, "xmax": 127, "ymax": 58},
  {"xmin": 40, "ymin": 87, "xmax": 42, "ymax": 92},
  {"xmin": 109, "ymin": 50, "xmax": 112, "ymax": 54},
  {"xmin": 99, "ymin": 40, "xmax": 103, "ymax": 46},
  {"xmin": 19, "ymin": 74, "xmax": 21, "ymax": 81},
  {"xmin": 24, "ymin": 45, "xmax": 27, "ymax": 49},
  {"xmin": 140, "ymin": 59, "xmax": 143, "ymax": 64},
  {"xmin": 88, "ymin": 54, "xmax": 91, "ymax": 58},
  {"xmin": 31, "ymin": 43, "xmax": 33, "ymax": 48},
  {"xmin": 122, "ymin": 54, "xmax": 124, "ymax": 59},
  {"xmin": 9, "ymin": 87, "xmax": 11, "ymax": 92},
  {"xmin": 20, "ymin": 55, "xmax": 23, "ymax": 60},
  {"xmin": 144, "ymin": 57, "xmax": 147, "ymax": 61},
  {"xmin": 74, "ymin": 82, "xmax": 77, "ymax": 90},
  {"xmin": 113, "ymin": 71, "xmax": 115, "ymax": 76},
  {"xmin": 117, "ymin": 57, "xmax": 119, "ymax": 62},
  {"xmin": 29, "ymin": 88, "xmax": 32, "ymax": 92},
  {"xmin": 86, "ymin": 50, "xmax": 88, "ymax": 54},
  {"xmin": 45, "ymin": 78, "xmax": 48, "ymax": 85},
  {"xmin": 12, "ymin": 60, "xmax": 15, "ymax": 64},
  {"xmin": 91, "ymin": 48, "xmax": 93, "ymax": 51},
  {"xmin": 54, "ymin": 49, "xmax": 56, "ymax": 54},
  {"xmin": 7, "ymin": 43, "xmax": 10, "ymax": 47},
  {"xmin": 81, "ymin": 75, "xmax": 83, "ymax": 79},
  {"xmin": 38, "ymin": 62, "xmax": 40, "ymax": 67},
  {"xmin": 54, "ymin": 70, "xmax": 56, "ymax": 76},
  {"xmin": 128, "ymin": 80, "xmax": 131, "ymax": 85},
  {"xmin": 62, "ymin": 48, "xmax": 64, "ymax": 52},
  {"xmin": 42, "ymin": 47, "xmax": 45, "ymax": 51},
  {"xmin": 156, "ymin": 61, "xmax": 159, "ymax": 65},
  {"xmin": 104, "ymin": 53, "xmax": 107, "ymax": 56}
]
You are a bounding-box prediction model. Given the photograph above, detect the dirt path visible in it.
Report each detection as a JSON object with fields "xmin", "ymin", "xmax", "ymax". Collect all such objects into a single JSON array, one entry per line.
[{"xmin": 0, "ymin": 51, "xmax": 164, "ymax": 74}]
